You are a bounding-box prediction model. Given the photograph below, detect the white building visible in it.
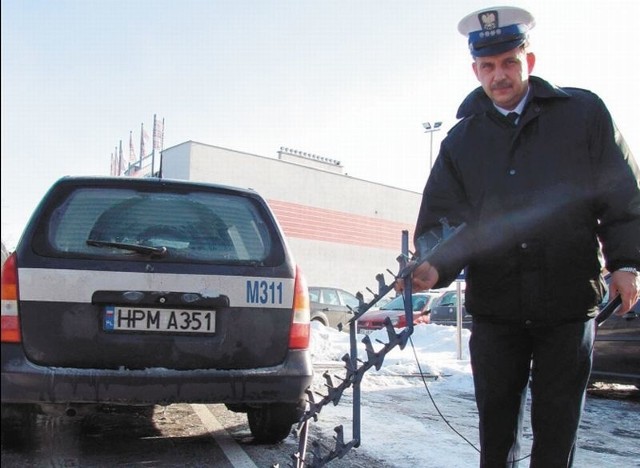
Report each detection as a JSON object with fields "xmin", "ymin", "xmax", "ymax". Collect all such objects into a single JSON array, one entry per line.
[{"xmin": 160, "ymin": 141, "xmax": 423, "ymax": 298}]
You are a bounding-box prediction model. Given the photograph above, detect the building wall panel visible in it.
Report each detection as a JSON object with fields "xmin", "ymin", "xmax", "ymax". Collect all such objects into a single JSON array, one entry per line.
[{"xmin": 161, "ymin": 141, "xmax": 424, "ymax": 296}]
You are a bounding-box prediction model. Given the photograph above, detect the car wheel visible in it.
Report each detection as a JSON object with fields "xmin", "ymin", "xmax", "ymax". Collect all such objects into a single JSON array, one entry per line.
[
  {"xmin": 311, "ymin": 316, "xmax": 328, "ymax": 327},
  {"xmin": 247, "ymin": 403, "xmax": 299, "ymax": 443},
  {"xmin": 1, "ymin": 404, "xmax": 37, "ymax": 448}
]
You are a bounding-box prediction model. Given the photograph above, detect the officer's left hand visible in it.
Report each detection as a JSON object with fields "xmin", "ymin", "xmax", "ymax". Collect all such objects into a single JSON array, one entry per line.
[{"xmin": 610, "ymin": 270, "xmax": 640, "ymax": 314}]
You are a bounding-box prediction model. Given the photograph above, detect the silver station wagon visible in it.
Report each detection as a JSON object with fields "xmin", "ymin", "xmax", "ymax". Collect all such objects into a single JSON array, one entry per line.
[{"xmin": 1, "ymin": 176, "xmax": 313, "ymax": 443}]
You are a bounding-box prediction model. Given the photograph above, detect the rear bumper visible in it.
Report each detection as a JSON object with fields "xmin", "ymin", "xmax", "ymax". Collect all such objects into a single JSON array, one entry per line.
[
  {"xmin": 355, "ymin": 323, "xmax": 383, "ymax": 332},
  {"xmin": 430, "ymin": 320, "xmax": 472, "ymax": 329},
  {"xmin": 1, "ymin": 343, "xmax": 313, "ymax": 406}
]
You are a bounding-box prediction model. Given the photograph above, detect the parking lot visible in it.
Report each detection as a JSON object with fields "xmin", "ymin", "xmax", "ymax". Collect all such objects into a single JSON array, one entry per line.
[{"xmin": 2, "ymin": 374, "xmax": 637, "ymax": 468}]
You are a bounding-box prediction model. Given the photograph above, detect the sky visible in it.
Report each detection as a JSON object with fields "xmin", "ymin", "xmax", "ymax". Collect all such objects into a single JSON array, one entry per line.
[
  {"xmin": 301, "ymin": 321, "xmax": 640, "ymax": 467},
  {"xmin": 2, "ymin": 0, "xmax": 639, "ymax": 250}
]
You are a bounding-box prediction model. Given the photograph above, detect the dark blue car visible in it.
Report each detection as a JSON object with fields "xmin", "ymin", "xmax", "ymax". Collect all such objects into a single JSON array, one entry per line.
[{"xmin": 591, "ymin": 274, "xmax": 640, "ymax": 387}]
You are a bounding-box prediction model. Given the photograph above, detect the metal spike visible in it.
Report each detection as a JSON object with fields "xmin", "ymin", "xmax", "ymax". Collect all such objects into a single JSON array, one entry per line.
[{"xmin": 361, "ymin": 334, "xmax": 386, "ymax": 371}]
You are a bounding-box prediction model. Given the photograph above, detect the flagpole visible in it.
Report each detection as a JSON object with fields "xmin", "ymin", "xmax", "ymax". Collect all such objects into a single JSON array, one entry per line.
[
  {"xmin": 118, "ymin": 140, "xmax": 123, "ymax": 176},
  {"xmin": 151, "ymin": 114, "xmax": 156, "ymax": 177},
  {"xmin": 158, "ymin": 117, "xmax": 165, "ymax": 178},
  {"xmin": 129, "ymin": 131, "xmax": 135, "ymax": 175}
]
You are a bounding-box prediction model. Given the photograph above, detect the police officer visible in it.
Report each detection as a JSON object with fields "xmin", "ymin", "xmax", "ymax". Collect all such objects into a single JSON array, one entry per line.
[{"xmin": 406, "ymin": 6, "xmax": 640, "ymax": 467}]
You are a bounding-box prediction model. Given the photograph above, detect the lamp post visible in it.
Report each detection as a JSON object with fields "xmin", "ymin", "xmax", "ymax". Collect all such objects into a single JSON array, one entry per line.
[{"xmin": 422, "ymin": 121, "xmax": 443, "ymax": 169}]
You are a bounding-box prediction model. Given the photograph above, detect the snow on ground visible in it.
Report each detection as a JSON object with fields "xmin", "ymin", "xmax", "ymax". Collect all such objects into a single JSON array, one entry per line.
[{"xmin": 305, "ymin": 322, "xmax": 640, "ymax": 467}]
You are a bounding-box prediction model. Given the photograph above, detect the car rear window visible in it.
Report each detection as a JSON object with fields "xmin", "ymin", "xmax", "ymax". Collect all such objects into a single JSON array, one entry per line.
[{"xmin": 43, "ymin": 187, "xmax": 275, "ymax": 263}]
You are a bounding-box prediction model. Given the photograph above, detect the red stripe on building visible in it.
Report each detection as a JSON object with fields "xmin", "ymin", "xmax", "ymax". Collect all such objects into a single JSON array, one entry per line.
[{"xmin": 268, "ymin": 199, "xmax": 414, "ymax": 250}]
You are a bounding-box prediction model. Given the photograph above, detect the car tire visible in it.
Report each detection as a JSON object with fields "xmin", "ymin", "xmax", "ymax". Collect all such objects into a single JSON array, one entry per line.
[
  {"xmin": 247, "ymin": 403, "xmax": 299, "ymax": 443},
  {"xmin": 1, "ymin": 404, "xmax": 37, "ymax": 448},
  {"xmin": 311, "ymin": 316, "xmax": 328, "ymax": 327}
]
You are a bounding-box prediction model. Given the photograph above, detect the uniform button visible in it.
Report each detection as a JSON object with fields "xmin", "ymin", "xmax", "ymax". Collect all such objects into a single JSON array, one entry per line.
[
  {"xmin": 509, "ymin": 169, "xmax": 516, "ymax": 175},
  {"xmin": 525, "ymin": 320, "xmax": 532, "ymax": 326},
  {"xmin": 521, "ymin": 242, "xmax": 528, "ymax": 249}
]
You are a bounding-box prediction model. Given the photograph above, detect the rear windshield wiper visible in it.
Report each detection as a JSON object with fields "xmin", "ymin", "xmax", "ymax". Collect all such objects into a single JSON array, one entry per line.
[{"xmin": 86, "ymin": 239, "xmax": 168, "ymax": 257}]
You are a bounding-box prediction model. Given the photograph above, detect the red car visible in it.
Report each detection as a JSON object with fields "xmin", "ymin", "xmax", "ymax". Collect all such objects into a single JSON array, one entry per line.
[{"xmin": 356, "ymin": 292, "xmax": 439, "ymax": 334}]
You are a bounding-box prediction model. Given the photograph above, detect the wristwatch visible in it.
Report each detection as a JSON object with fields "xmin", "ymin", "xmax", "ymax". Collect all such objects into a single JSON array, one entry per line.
[{"xmin": 617, "ymin": 267, "xmax": 639, "ymax": 276}]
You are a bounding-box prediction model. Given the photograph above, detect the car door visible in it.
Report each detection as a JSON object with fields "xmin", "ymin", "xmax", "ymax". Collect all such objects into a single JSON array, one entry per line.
[
  {"xmin": 430, "ymin": 291, "xmax": 457, "ymax": 324},
  {"xmin": 337, "ymin": 289, "xmax": 360, "ymax": 329},
  {"xmin": 318, "ymin": 288, "xmax": 351, "ymax": 330},
  {"xmin": 308, "ymin": 287, "xmax": 343, "ymax": 330},
  {"xmin": 430, "ymin": 290, "xmax": 469, "ymax": 327}
]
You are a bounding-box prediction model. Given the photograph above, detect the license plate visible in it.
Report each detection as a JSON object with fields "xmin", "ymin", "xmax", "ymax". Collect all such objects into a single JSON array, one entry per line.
[{"xmin": 104, "ymin": 306, "xmax": 216, "ymax": 334}]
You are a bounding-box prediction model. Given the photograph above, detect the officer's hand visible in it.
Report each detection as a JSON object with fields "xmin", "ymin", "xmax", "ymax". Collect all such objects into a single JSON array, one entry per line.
[
  {"xmin": 610, "ymin": 270, "xmax": 640, "ymax": 315},
  {"xmin": 412, "ymin": 261, "xmax": 440, "ymax": 292}
]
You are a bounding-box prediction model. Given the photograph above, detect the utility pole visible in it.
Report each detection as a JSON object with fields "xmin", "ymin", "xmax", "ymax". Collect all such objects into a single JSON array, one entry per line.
[{"xmin": 422, "ymin": 121, "xmax": 443, "ymax": 169}]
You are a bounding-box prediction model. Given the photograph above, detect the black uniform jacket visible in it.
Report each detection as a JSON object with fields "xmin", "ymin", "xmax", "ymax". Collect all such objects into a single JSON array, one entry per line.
[{"xmin": 415, "ymin": 76, "xmax": 640, "ymax": 325}]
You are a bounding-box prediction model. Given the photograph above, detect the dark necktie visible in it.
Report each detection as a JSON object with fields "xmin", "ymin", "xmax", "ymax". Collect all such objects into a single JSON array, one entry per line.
[{"xmin": 506, "ymin": 112, "xmax": 519, "ymax": 125}]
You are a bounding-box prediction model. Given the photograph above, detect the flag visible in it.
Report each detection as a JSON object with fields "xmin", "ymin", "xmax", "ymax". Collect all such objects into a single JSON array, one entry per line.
[
  {"xmin": 140, "ymin": 123, "xmax": 149, "ymax": 161},
  {"xmin": 153, "ymin": 116, "xmax": 164, "ymax": 151},
  {"xmin": 119, "ymin": 140, "xmax": 124, "ymax": 176},
  {"xmin": 150, "ymin": 114, "xmax": 165, "ymax": 177},
  {"xmin": 114, "ymin": 146, "xmax": 118, "ymax": 175},
  {"xmin": 129, "ymin": 131, "xmax": 136, "ymax": 166}
]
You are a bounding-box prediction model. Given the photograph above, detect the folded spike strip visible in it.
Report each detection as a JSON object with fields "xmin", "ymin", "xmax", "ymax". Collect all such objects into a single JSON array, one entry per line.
[
  {"xmin": 290, "ymin": 254, "xmax": 409, "ymax": 467},
  {"xmin": 289, "ymin": 219, "xmax": 466, "ymax": 468},
  {"xmin": 289, "ymin": 223, "xmax": 467, "ymax": 467}
]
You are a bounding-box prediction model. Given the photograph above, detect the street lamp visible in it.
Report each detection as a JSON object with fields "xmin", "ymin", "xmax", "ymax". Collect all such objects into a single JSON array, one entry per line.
[{"xmin": 422, "ymin": 121, "xmax": 443, "ymax": 169}]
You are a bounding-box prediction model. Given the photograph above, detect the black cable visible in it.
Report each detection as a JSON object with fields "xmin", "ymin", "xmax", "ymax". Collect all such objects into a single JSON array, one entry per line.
[
  {"xmin": 408, "ymin": 334, "xmax": 479, "ymax": 453},
  {"xmin": 408, "ymin": 334, "xmax": 531, "ymax": 463}
]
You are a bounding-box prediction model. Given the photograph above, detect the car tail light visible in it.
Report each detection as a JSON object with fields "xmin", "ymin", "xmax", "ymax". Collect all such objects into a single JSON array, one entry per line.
[
  {"xmin": 288, "ymin": 266, "xmax": 310, "ymax": 349},
  {"xmin": 394, "ymin": 315, "xmax": 407, "ymax": 328},
  {"xmin": 1, "ymin": 252, "xmax": 21, "ymax": 343}
]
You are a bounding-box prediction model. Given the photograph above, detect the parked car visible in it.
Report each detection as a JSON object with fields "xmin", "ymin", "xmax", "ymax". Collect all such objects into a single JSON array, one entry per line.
[
  {"xmin": 0, "ymin": 176, "xmax": 313, "ymax": 443},
  {"xmin": 308, "ymin": 286, "xmax": 360, "ymax": 331},
  {"xmin": 429, "ymin": 287, "xmax": 472, "ymax": 329},
  {"xmin": 356, "ymin": 291, "xmax": 439, "ymax": 334},
  {"xmin": 591, "ymin": 273, "xmax": 639, "ymax": 387}
]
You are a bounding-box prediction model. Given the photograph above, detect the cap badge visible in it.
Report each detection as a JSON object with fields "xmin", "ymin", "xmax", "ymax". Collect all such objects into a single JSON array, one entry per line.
[
  {"xmin": 479, "ymin": 11, "xmax": 498, "ymax": 31},
  {"xmin": 478, "ymin": 10, "xmax": 502, "ymax": 39}
]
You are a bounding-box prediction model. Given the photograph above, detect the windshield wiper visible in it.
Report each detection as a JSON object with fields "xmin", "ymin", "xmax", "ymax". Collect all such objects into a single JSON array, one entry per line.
[{"xmin": 86, "ymin": 239, "xmax": 168, "ymax": 257}]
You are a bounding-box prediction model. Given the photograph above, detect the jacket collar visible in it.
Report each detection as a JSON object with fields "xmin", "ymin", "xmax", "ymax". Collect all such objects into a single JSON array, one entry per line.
[{"xmin": 455, "ymin": 76, "xmax": 571, "ymax": 119}]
